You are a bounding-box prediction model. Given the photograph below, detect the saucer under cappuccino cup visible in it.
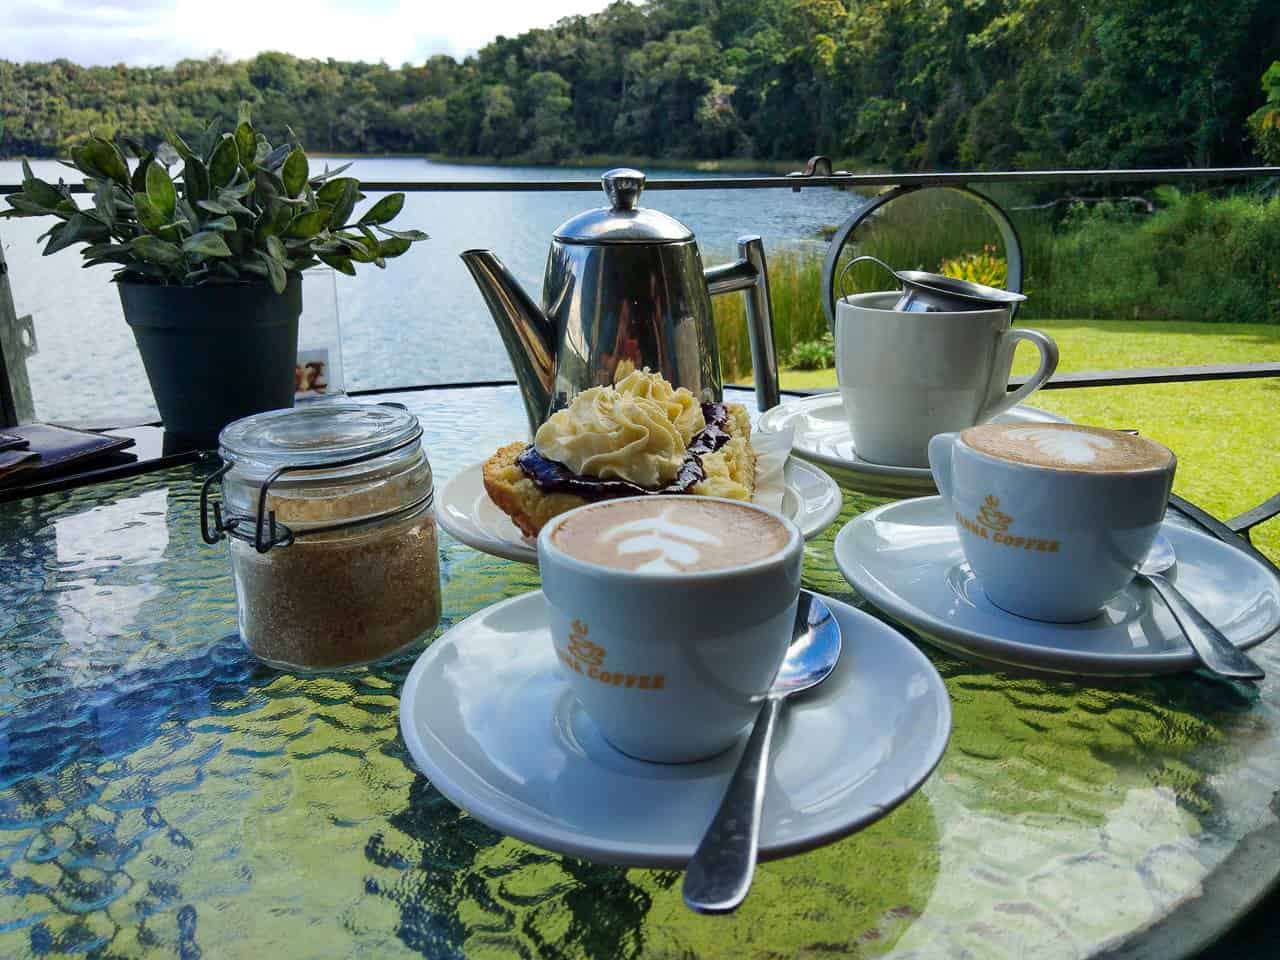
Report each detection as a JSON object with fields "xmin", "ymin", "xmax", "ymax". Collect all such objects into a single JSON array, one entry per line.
[
  {"xmin": 929, "ymin": 423, "xmax": 1176, "ymax": 622},
  {"xmin": 835, "ymin": 291, "xmax": 1059, "ymax": 468},
  {"xmin": 538, "ymin": 496, "xmax": 802, "ymax": 763}
]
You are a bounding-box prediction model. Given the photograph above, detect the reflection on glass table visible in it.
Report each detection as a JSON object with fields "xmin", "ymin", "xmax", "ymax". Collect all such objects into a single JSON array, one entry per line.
[{"xmin": 0, "ymin": 384, "xmax": 1277, "ymax": 959}]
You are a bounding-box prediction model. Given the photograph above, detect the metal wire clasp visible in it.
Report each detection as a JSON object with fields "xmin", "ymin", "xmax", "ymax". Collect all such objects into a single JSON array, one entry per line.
[{"xmin": 198, "ymin": 424, "xmax": 427, "ymax": 554}]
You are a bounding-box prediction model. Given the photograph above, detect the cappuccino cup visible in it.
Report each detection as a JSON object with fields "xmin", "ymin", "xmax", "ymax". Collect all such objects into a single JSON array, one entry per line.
[
  {"xmin": 836, "ymin": 292, "xmax": 1059, "ymax": 467},
  {"xmin": 538, "ymin": 496, "xmax": 802, "ymax": 763},
  {"xmin": 929, "ymin": 423, "xmax": 1176, "ymax": 622}
]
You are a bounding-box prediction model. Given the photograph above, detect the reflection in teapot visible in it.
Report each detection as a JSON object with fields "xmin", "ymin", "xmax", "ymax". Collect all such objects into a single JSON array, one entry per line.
[{"xmin": 462, "ymin": 168, "xmax": 780, "ymax": 438}]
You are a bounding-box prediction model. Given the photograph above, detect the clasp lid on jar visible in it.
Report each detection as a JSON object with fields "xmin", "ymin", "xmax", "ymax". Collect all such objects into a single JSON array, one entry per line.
[{"xmin": 200, "ymin": 403, "xmax": 430, "ymax": 554}]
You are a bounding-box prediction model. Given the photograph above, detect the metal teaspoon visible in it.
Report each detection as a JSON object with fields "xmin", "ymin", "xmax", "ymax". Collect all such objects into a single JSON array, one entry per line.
[
  {"xmin": 682, "ymin": 591, "xmax": 843, "ymax": 913},
  {"xmin": 1139, "ymin": 534, "xmax": 1264, "ymax": 680}
]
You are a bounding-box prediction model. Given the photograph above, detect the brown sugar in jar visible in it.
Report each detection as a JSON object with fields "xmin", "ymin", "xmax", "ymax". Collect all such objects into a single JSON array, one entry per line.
[{"xmin": 209, "ymin": 403, "xmax": 442, "ymax": 671}]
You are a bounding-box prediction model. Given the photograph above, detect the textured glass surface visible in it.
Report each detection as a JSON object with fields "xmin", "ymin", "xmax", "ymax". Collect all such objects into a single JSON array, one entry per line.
[{"xmin": 0, "ymin": 385, "xmax": 1277, "ymax": 959}]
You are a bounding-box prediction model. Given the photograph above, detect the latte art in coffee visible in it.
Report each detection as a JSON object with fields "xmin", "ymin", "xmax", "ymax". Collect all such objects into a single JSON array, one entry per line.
[
  {"xmin": 551, "ymin": 498, "xmax": 790, "ymax": 573},
  {"xmin": 961, "ymin": 422, "xmax": 1174, "ymax": 473}
]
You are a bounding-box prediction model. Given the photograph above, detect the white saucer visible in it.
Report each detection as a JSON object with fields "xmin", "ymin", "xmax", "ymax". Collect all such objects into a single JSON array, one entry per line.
[
  {"xmin": 834, "ymin": 497, "xmax": 1280, "ymax": 677},
  {"xmin": 399, "ymin": 590, "xmax": 951, "ymax": 867},
  {"xmin": 436, "ymin": 457, "xmax": 844, "ymax": 564},
  {"xmin": 755, "ymin": 394, "xmax": 1068, "ymax": 498}
]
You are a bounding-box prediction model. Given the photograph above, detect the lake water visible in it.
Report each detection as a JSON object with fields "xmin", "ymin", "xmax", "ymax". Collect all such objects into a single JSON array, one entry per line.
[{"xmin": 0, "ymin": 157, "xmax": 855, "ymax": 423}]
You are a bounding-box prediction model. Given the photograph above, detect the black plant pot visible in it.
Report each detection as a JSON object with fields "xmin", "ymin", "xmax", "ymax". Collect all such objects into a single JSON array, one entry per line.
[{"xmin": 119, "ymin": 276, "xmax": 301, "ymax": 444}]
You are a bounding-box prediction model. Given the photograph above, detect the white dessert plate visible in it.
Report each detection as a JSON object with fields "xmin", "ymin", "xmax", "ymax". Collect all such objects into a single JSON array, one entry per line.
[
  {"xmin": 834, "ymin": 497, "xmax": 1280, "ymax": 677},
  {"xmin": 399, "ymin": 590, "xmax": 951, "ymax": 868},
  {"xmin": 755, "ymin": 394, "xmax": 1068, "ymax": 498},
  {"xmin": 436, "ymin": 457, "xmax": 843, "ymax": 564}
]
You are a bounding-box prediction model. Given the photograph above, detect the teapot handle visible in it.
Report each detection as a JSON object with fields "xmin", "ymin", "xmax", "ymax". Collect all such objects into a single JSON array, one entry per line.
[{"xmin": 705, "ymin": 236, "xmax": 780, "ymax": 412}]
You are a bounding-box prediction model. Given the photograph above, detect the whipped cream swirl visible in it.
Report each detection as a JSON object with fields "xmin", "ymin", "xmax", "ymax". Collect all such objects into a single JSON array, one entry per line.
[{"xmin": 533, "ymin": 370, "xmax": 706, "ymax": 488}]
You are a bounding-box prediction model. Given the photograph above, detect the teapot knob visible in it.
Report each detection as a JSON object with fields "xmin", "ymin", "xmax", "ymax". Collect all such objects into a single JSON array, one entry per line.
[{"xmin": 602, "ymin": 168, "xmax": 645, "ymax": 211}]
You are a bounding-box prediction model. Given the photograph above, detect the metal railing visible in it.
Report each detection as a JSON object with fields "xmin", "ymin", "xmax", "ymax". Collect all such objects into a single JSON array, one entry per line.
[
  {"xmin": 1, "ymin": 159, "xmax": 1279, "ymax": 527},
  {"xmin": 4, "ymin": 162, "xmax": 1279, "ymax": 196}
]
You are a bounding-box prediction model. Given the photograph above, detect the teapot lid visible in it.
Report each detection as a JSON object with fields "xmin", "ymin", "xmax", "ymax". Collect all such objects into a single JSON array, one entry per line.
[{"xmin": 554, "ymin": 169, "xmax": 694, "ymax": 244}]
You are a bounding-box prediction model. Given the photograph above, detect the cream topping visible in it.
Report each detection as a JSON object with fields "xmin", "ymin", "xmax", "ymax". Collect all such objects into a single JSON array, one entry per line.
[{"xmin": 533, "ymin": 370, "xmax": 706, "ymax": 488}]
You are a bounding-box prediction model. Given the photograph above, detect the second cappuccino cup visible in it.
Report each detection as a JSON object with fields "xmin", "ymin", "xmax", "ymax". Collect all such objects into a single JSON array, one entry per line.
[
  {"xmin": 929, "ymin": 423, "xmax": 1176, "ymax": 622},
  {"xmin": 538, "ymin": 496, "xmax": 802, "ymax": 763}
]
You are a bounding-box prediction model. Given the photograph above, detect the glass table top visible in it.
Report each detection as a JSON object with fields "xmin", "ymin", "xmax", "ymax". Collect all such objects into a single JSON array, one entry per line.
[{"xmin": 1, "ymin": 385, "xmax": 1278, "ymax": 959}]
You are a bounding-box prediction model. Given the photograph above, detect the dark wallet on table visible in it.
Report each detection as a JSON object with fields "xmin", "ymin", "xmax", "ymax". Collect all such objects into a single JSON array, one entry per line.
[{"xmin": 0, "ymin": 424, "xmax": 135, "ymax": 488}]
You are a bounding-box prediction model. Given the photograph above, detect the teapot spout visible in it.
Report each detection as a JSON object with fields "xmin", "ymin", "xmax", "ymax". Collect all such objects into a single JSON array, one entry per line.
[{"xmin": 461, "ymin": 250, "xmax": 556, "ymax": 437}]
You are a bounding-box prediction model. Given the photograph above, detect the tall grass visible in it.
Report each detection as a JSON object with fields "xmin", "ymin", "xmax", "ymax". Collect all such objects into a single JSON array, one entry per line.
[{"xmin": 716, "ymin": 187, "xmax": 1280, "ymax": 379}]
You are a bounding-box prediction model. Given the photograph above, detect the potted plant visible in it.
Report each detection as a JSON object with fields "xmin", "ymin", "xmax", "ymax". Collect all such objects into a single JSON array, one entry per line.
[{"xmin": 1, "ymin": 103, "xmax": 426, "ymax": 440}]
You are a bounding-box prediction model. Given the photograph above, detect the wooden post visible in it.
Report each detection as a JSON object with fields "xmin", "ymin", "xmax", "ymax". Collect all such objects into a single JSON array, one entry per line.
[{"xmin": 0, "ymin": 236, "xmax": 36, "ymax": 426}]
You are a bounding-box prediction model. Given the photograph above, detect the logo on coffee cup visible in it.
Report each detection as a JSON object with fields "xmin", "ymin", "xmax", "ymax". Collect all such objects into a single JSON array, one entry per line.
[
  {"xmin": 956, "ymin": 494, "xmax": 1060, "ymax": 553},
  {"xmin": 977, "ymin": 494, "xmax": 1011, "ymax": 532},
  {"xmin": 567, "ymin": 620, "xmax": 605, "ymax": 665},
  {"xmin": 557, "ymin": 620, "xmax": 665, "ymax": 691}
]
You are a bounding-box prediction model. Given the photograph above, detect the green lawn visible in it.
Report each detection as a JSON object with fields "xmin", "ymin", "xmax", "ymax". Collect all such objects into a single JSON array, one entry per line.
[{"xmin": 757, "ymin": 318, "xmax": 1280, "ymax": 563}]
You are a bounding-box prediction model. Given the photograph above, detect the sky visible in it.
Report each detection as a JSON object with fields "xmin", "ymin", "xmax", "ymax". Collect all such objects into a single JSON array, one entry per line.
[{"xmin": 2, "ymin": 0, "xmax": 616, "ymax": 66}]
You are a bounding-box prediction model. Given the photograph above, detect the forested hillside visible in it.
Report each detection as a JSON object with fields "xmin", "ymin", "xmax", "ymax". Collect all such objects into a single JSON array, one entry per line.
[{"xmin": 2, "ymin": 0, "xmax": 1278, "ymax": 170}]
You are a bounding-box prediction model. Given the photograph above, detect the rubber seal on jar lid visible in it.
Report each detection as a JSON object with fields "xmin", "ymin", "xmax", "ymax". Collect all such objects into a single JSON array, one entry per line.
[{"xmin": 218, "ymin": 403, "xmax": 421, "ymax": 469}]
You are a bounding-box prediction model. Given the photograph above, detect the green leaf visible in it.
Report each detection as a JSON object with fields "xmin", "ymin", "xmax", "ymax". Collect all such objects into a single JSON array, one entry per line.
[
  {"xmin": 131, "ymin": 236, "xmax": 185, "ymax": 264},
  {"xmin": 118, "ymin": 136, "xmax": 148, "ymax": 159},
  {"xmin": 197, "ymin": 199, "xmax": 228, "ymax": 216},
  {"xmin": 131, "ymin": 155, "xmax": 153, "ymax": 193},
  {"xmin": 211, "ymin": 260, "xmax": 241, "ymax": 281},
  {"xmin": 374, "ymin": 225, "xmax": 429, "ymax": 241},
  {"xmin": 254, "ymin": 168, "xmax": 285, "ymax": 203},
  {"xmin": 182, "ymin": 232, "xmax": 233, "ymax": 258},
  {"xmin": 326, "ymin": 180, "xmax": 359, "ymax": 229},
  {"xmin": 43, "ymin": 212, "xmax": 108, "ymax": 255},
  {"xmin": 235, "ymin": 121, "xmax": 256, "ymax": 170},
  {"xmin": 262, "ymin": 143, "xmax": 292, "ymax": 172},
  {"xmin": 208, "ymin": 136, "xmax": 239, "ymax": 189},
  {"xmin": 203, "ymin": 215, "xmax": 237, "ymax": 232},
  {"xmin": 92, "ymin": 178, "xmax": 116, "ymax": 224},
  {"xmin": 335, "ymin": 232, "xmax": 376, "ymax": 262},
  {"xmin": 70, "ymin": 145, "xmax": 98, "ymax": 178},
  {"xmin": 316, "ymin": 177, "xmax": 355, "ymax": 205},
  {"xmin": 3, "ymin": 195, "xmax": 54, "ymax": 218},
  {"xmin": 318, "ymin": 252, "xmax": 356, "ymax": 276},
  {"xmin": 183, "ymin": 157, "xmax": 211, "ymax": 205},
  {"xmin": 165, "ymin": 129, "xmax": 195, "ymax": 163},
  {"xmin": 146, "ymin": 162, "xmax": 177, "ymax": 218},
  {"xmin": 378, "ymin": 237, "xmax": 412, "ymax": 258},
  {"xmin": 286, "ymin": 209, "xmax": 329, "ymax": 238},
  {"xmin": 85, "ymin": 137, "xmax": 130, "ymax": 185},
  {"xmin": 221, "ymin": 197, "xmax": 255, "ymax": 218},
  {"xmin": 133, "ymin": 193, "xmax": 170, "ymax": 233},
  {"xmin": 266, "ymin": 234, "xmax": 288, "ymax": 263},
  {"xmin": 309, "ymin": 162, "xmax": 353, "ymax": 185},
  {"xmin": 358, "ymin": 193, "xmax": 405, "ymax": 225},
  {"xmin": 281, "ymin": 148, "xmax": 309, "ymax": 197},
  {"xmin": 21, "ymin": 163, "xmax": 66, "ymax": 209},
  {"xmin": 81, "ymin": 242, "xmax": 131, "ymax": 261},
  {"xmin": 219, "ymin": 180, "xmax": 255, "ymax": 200},
  {"xmin": 256, "ymin": 251, "xmax": 288, "ymax": 293}
]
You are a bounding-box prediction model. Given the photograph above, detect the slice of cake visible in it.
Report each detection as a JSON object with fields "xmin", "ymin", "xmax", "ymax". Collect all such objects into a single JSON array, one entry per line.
[{"xmin": 483, "ymin": 369, "xmax": 756, "ymax": 537}]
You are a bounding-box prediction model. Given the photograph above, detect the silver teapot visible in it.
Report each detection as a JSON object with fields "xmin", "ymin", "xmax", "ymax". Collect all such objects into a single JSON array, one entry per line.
[{"xmin": 461, "ymin": 168, "xmax": 779, "ymax": 437}]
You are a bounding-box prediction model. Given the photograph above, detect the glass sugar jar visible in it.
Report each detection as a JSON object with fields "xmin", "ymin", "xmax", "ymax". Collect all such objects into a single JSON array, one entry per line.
[{"xmin": 201, "ymin": 402, "xmax": 441, "ymax": 671}]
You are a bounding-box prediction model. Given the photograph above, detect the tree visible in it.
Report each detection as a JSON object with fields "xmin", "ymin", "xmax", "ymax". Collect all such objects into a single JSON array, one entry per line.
[{"xmin": 524, "ymin": 71, "xmax": 574, "ymax": 162}]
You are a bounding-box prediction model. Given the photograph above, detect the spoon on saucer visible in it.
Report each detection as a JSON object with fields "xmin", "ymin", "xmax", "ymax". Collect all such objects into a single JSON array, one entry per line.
[
  {"xmin": 1138, "ymin": 535, "xmax": 1264, "ymax": 680},
  {"xmin": 683, "ymin": 591, "xmax": 843, "ymax": 913}
]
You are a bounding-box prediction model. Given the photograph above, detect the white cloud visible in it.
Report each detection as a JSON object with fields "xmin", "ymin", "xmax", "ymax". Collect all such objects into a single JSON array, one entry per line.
[{"xmin": 1, "ymin": 0, "xmax": 615, "ymax": 66}]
